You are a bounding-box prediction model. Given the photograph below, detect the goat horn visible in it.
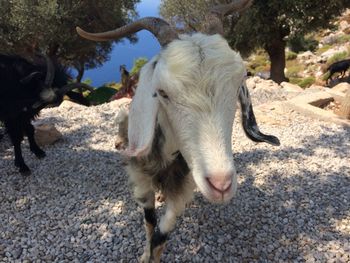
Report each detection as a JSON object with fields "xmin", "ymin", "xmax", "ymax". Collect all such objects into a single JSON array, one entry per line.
[
  {"xmin": 44, "ymin": 55, "xmax": 55, "ymax": 87},
  {"xmin": 206, "ymin": 0, "xmax": 253, "ymax": 35},
  {"xmin": 76, "ymin": 17, "xmax": 178, "ymax": 47},
  {"xmin": 59, "ymin": 83, "xmax": 95, "ymax": 95}
]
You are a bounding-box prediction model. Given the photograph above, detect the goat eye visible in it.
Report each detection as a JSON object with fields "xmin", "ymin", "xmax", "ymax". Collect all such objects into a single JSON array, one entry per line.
[{"xmin": 158, "ymin": 89, "xmax": 169, "ymax": 99}]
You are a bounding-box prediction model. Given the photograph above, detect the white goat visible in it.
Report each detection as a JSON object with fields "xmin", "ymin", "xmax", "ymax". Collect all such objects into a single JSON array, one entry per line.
[{"xmin": 77, "ymin": 1, "xmax": 279, "ymax": 262}]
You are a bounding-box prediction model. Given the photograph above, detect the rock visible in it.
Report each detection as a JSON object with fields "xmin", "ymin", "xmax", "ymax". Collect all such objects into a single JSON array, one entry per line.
[
  {"xmin": 320, "ymin": 32, "xmax": 343, "ymax": 45},
  {"xmin": 246, "ymin": 77, "xmax": 259, "ymax": 89},
  {"xmin": 109, "ymin": 97, "xmax": 131, "ymax": 109},
  {"xmin": 59, "ymin": 100, "xmax": 86, "ymax": 110},
  {"xmin": 34, "ymin": 124, "xmax": 62, "ymax": 146},
  {"xmin": 308, "ymin": 84, "xmax": 327, "ymax": 92},
  {"xmin": 297, "ymin": 51, "xmax": 316, "ymax": 61},
  {"xmin": 320, "ymin": 45, "xmax": 349, "ymax": 61},
  {"xmin": 297, "ymin": 51, "xmax": 318, "ymax": 65},
  {"xmin": 255, "ymin": 79, "xmax": 280, "ymax": 92},
  {"xmin": 280, "ymin": 82, "xmax": 304, "ymax": 92},
  {"xmin": 339, "ymin": 20, "xmax": 350, "ymax": 32},
  {"xmin": 331, "ymin": 82, "xmax": 350, "ymax": 93}
]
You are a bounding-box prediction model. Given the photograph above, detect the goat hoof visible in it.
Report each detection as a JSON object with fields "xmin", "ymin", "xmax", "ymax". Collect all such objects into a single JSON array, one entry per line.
[
  {"xmin": 35, "ymin": 150, "xmax": 46, "ymax": 159},
  {"xmin": 19, "ymin": 166, "xmax": 31, "ymax": 176},
  {"xmin": 140, "ymin": 252, "xmax": 151, "ymax": 263},
  {"xmin": 31, "ymin": 148, "xmax": 46, "ymax": 158}
]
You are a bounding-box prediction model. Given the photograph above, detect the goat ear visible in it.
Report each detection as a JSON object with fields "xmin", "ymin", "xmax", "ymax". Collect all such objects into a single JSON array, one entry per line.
[{"xmin": 125, "ymin": 60, "xmax": 159, "ymax": 157}]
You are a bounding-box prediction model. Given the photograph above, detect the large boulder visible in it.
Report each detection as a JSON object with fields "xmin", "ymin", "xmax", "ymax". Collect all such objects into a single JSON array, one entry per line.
[
  {"xmin": 332, "ymin": 82, "xmax": 350, "ymax": 93},
  {"xmin": 319, "ymin": 45, "xmax": 350, "ymax": 62},
  {"xmin": 280, "ymin": 82, "xmax": 304, "ymax": 92}
]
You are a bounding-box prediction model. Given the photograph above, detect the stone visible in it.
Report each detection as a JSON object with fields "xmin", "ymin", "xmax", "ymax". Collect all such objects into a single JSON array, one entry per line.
[
  {"xmin": 34, "ymin": 124, "xmax": 62, "ymax": 146},
  {"xmin": 331, "ymin": 82, "xmax": 350, "ymax": 93},
  {"xmin": 280, "ymin": 82, "xmax": 304, "ymax": 92},
  {"xmin": 320, "ymin": 45, "xmax": 349, "ymax": 61},
  {"xmin": 59, "ymin": 99, "xmax": 86, "ymax": 109},
  {"xmin": 308, "ymin": 84, "xmax": 327, "ymax": 92},
  {"xmin": 339, "ymin": 20, "xmax": 350, "ymax": 32}
]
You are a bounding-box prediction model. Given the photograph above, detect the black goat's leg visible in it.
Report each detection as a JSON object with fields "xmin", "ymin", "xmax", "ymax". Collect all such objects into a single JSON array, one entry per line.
[
  {"xmin": 137, "ymin": 192, "xmax": 156, "ymax": 263},
  {"xmin": 24, "ymin": 121, "xmax": 46, "ymax": 158},
  {"xmin": 6, "ymin": 123, "xmax": 30, "ymax": 174}
]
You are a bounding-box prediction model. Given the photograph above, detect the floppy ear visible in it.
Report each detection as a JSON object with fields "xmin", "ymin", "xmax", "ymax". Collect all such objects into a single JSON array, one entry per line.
[{"xmin": 125, "ymin": 58, "xmax": 159, "ymax": 157}]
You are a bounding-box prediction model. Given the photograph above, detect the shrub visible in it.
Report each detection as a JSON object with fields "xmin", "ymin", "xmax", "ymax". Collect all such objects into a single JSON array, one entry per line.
[
  {"xmin": 288, "ymin": 35, "xmax": 318, "ymax": 53},
  {"xmin": 130, "ymin": 57, "xmax": 148, "ymax": 75},
  {"xmin": 335, "ymin": 34, "xmax": 350, "ymax": 44},
  {"xmin": 246, "ymin": 50, "xmax": 270, "ymax": 74},
  {"xmin": 327, "ymin": 51, "xmax": 348, "ymax": 66},
  {"xmin": 298, "ymin": 77, "xmax": 315, "ymax": 88},
  {"xmin": 286, "ymin": 60, "xmax": 305, "ymax": 78},
  {"xmin": 86, "ymin": 86, "xmax": 117, "ymax": 105},
  {"xmin": 286, "ymin": 51, "xmax": 297, "ymax": 60},
  {"xmin": 316, "ymin": 44, "xmax": 332, "ymax": 55}
]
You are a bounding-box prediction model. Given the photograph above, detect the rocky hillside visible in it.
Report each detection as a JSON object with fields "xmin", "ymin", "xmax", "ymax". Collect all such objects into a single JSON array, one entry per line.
[{"xmin": 246, "ymin": 9, "xmax": 350, "ymax": 88}]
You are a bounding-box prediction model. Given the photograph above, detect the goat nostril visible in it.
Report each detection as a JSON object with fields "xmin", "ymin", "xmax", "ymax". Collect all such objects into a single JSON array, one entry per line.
[{"xmin": 206, "ymin": 176, "xmax": 232, "ymax": 193}]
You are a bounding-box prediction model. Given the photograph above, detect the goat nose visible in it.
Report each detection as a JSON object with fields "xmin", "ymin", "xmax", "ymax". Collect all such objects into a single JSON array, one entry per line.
[{"xmin": 207, "ymin": 175, "xmax": 232, "ymax": 193}]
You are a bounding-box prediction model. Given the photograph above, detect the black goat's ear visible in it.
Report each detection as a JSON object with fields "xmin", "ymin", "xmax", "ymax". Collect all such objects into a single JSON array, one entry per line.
[{"xmin": 20, "ymin": 71, "xmax": 43, "ymax": 84}]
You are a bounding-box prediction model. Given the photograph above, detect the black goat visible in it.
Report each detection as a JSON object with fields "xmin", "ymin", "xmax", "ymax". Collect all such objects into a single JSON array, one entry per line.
[
  {"xmin": 0, "ymin": 54, "xmax": 90, "ymax": 174},
  {"xmin": 327, "ymin": 59, "xmax": 350, "ymax": 83}
]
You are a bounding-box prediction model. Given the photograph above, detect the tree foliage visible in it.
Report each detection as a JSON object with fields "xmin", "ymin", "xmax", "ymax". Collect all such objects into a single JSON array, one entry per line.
[
  {"xmin": 0, "ymin": 0, "xmax": 140, "ymax": 80},
  {"xmin": 160, "ymin": 0, "xmax": 350, "ymax": 83}
]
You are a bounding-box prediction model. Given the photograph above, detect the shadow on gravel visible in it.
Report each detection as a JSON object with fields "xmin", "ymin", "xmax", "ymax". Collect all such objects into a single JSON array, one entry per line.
[
  {"xmin": 222, "ymin": 124, "xmax": 350, "ymax": 261},
  {"xmin": 1, "ymin": 121, "xmax": 349, "ymax": 262},
  {"xmin": 0, "ymin": 121, "xmax": 142, "ymax": 261}
]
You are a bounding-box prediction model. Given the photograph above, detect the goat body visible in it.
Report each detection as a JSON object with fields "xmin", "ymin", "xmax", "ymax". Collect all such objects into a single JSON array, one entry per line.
[
  {"xmin": 116, "ymin": 33, "xmax": 280, "ymax": 262},
  {"xmin": 327, "ymin": 59, "xmax": 350, "ymax": 82},
  {"xmin": 0, "ymin": 54, "xmax": 88, "ymax": 174}
]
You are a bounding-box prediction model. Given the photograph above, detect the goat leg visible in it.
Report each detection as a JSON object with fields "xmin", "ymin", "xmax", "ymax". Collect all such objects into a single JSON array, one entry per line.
[
  {"xmin": 6, "ymin": 123, "xmax": 30, "ymax": 175},
  {"xmin": 141, "ymin": 207, "xmax": 157, "ymax": 263},
  {"xmin": 149, "ymin": 187, "xmax": 193, "ymax": 263},
  {"xmin": 24, "ymin": 121, "xmax": 46, "ymax": 158}
]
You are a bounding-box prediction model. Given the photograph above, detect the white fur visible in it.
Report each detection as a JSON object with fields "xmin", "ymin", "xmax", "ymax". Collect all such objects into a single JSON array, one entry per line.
[
  {"xmin": 126, "ymin": 56, "xmax": 160, "ymax": 157},
  {"xmin": 128, "ymin": 33, "xmax": 244, "ymax": 203}
]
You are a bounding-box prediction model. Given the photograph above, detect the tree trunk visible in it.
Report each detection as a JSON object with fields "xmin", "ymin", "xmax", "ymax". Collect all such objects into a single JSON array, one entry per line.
[
  {"xmin": 265, "ymin": 39, "xmax": 288, "ymax": 84},
  {"xmin": 75, "ymin": 62, "xmax": 85, "ymax": 94},
  {"xmin": 76, "ymin": 65, "xmax": 84, "ymax": 83},
  {"xmin": 339, "ymin": 87, "xmax": 350, "ymax": 120}
]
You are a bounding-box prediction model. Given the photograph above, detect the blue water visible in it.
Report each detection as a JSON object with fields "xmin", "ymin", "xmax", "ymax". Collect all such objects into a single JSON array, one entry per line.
[{"xmin": 82, "ymin": 0, "xmax": 161, "ymax": 87}]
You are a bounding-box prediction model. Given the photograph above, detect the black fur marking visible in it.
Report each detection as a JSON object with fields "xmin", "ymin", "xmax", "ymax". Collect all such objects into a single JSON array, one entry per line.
[
  {"xmin": 155, "ymin": 152, "xmax": 189, "ymax": 198},
  {"xmin": 144, "ymin": 208, "xmax": 157, "ymax": 227},
  {"xmin": 152, "ymin": 60, "xmax": 158, "ymax": 69},
  {"xmin": 151, "ymin": 230, "xmax": 168, "ymax": 249},
  {"xmin": 130, "ymin": 125, "xmax": 165, "ymax": 176},
  {"xmin": 129, "ymin": 125, "xmax": 190, "ymax": 198},
  {"xmin": 137, "ymin": 197, "xmax": 149, "ymax": 204},
  {"xmin": 239, "ymin": 85, "xmax": 280, "ymax": 146},
  {"xmin": 172, "ymin": 151, "xmax": 180, "ymax": 156}
]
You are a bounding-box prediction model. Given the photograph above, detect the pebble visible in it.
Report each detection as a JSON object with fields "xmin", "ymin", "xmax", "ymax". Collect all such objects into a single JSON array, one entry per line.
[{"xmin": 0, "ymin": 89, "xmax": 349, "ymax": 262}]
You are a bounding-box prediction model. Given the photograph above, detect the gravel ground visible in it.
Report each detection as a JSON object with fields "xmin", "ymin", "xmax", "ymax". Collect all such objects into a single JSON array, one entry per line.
[{"xmin": 0, "ymin": 91, "xmax": 349, "ymax": 262}]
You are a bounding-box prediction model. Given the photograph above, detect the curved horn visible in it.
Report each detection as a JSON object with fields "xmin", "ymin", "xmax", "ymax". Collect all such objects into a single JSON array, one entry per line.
[
  {"xmin": 205, "ymin": 0, "xmax": 253, "ymax": 35},
  {"xmin": 59, "ymin": 83, "xmax": 95, "ymax": 95},
  {"xmin": 44, "ymin": 55, "xmax": 55, "ymax": 87},
  {"xmin": 76, "ymin": 17, "xmax": 178, "ymax": 47}
]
